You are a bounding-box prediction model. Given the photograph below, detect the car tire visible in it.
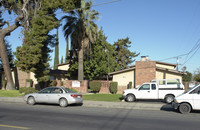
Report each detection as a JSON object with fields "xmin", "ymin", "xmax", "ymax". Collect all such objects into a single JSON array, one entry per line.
[
  {"xmin": 126, "ymin": 94, "xmax": 136, "ymax": 102},
  {"xmin": 165, "ymin": 95, "xmax": 174, "ymax": 104},
  {"xmin": 179, "ymin": 103, "xmax": 191, "ymax": 114},
  {"xmin": 27, "ymin": 96, "xmax": 36, "ymax": 105},
  {"xmin": 59, "ymin": 98, "xmax": 68, "ymax": 107}
]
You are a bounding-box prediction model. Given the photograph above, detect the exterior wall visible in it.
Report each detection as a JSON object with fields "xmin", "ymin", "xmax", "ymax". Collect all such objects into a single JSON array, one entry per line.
[
  {"xmin": 112, "ymin": 70, "xmax": 134, "ymax": 87},
  {"xmin": 16, "ymin": 68, "xmax": 30, "ymax": 87},
  {"xmin": 64, "ymin": 80, "xmax": 88, "ymax": 93},
  {"xmin": 156, "ymin": 70, "xmax": 182, "ymax": 81},
  {"xmin": 30, "ymin": 72, "xmax": 38, "ymax": 85},
  {"xmin": 135, "ymin": 61, "xmax": 156, "ymax": 86},
  {"xmin": 156, "ymin": 63, "xmax": 175, "ymax": 70},
  {"xmin": 58, "ymin": 64, "xmax": 69, "ymax": 71}
]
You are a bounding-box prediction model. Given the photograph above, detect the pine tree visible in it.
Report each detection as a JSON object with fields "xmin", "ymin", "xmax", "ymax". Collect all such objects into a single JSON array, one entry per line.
[
  {"xmin": 54, "ymin": 27, "xmax": 59, "ymax": 69},
  {"xmin": 61, "ymin": 56, "xmax": 63, "ymax": 64}
]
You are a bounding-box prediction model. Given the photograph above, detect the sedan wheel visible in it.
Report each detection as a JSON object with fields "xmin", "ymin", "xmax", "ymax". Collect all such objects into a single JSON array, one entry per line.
[
  {"xmin": 27, "ymin": 97, "xmax": 35, "ymax": 105},
  {"xmin": 59, "ymin": 98, "xmax": 68, "ymax": 107},
  {"xmin": 179, "ymin": 103, "xmax": 191, "ymax": 114},
  {"xmin": 126, "ymin": 94, "xmax": 136, "ymax": 102}
]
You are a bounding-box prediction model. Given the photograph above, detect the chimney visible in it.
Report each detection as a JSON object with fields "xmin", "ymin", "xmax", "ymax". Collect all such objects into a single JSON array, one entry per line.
[{"xmin": 141, "ymin": 56, "xmax": 149, "ymax": 61}]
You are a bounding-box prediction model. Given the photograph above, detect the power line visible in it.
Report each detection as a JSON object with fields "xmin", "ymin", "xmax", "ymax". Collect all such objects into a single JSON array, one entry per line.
[
  {"xmin": 1, "ymin": 0, "xmax": 121, "ymax": 24},
  {"xmin": 180, "ymin": 40, "xmax": 200, "ymax": 67}
]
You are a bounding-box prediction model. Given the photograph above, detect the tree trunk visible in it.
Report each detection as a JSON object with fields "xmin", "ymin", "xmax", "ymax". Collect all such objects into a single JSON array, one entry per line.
[
  {"xmin": 0, "ymin": 14, "xmax": 23, "ymax": 90},
  {"xmin": 78, "ymin": 40, "xmax": 84, "ymax": 81},
  {"xmin": 0, "ymin": 37, "xmax": 15, "ymax": 90}
]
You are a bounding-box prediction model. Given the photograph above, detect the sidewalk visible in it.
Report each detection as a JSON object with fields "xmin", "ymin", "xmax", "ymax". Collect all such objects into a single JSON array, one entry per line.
[{"xmin": 0, "ymin": 97, "xmax": 171, "ymax": 111}]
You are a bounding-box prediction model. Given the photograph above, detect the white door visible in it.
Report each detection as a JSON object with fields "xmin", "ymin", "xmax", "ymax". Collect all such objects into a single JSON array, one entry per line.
[
  {"xmin": 191, "ymin": 86, "xmax": 200, "ymax": 109},
  {"xmin": 137, "ymin": 84, "xmax": 158, "ymax": 99}
]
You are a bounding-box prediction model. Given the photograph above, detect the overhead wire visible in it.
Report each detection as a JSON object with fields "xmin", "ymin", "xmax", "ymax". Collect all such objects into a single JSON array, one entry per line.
[{"xmin": 1, "ymin": 0, "xmax": 121, "ymax": 24}]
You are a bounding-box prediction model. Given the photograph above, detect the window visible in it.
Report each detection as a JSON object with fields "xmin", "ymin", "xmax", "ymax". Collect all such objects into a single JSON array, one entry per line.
[
  {"xmin": 151, "ymin": 84, "xmax": 156, "ymax": 90},
  {"xmin": 51, "ymin": 88, "xmax": 63, "ymax": 94},
  {"xmin": 167, "ymin": 79, "xmax": 180, "ymax": 85},
  {"xmin": 39, "ymin": 88, "xmax": 52, "ymax": 94},
  {"xmin": 139, "ymin": 84, "xmax": 150, "ymax": 90},
  {"xmin": 190, "ymin": 87, "xmax": 200, "ymax": 94}
]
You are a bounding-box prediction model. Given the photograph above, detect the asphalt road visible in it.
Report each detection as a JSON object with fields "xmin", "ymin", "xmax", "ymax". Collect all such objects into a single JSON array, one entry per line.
[{"xmin": 0, "ymin": 102, "xmax": 200, "ymax": 130}]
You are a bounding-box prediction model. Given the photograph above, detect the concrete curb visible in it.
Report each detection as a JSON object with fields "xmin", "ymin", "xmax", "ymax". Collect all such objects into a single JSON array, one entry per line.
[{"xmin": 0, "ymin": 97, "xmax": 170, "ymax": 111}]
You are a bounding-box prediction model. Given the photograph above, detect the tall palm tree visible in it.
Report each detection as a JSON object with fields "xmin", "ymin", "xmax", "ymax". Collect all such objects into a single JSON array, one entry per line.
[{"xmin": 62, "ymin": 0, "xmax": 99, "ymax": 80}]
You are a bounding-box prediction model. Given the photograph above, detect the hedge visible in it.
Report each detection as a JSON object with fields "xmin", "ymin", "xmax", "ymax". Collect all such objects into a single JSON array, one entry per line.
[
  {"xmin": 110, "ymin": 82, "xmax": 118, "ymax": 94},
  {"xmin": 89, "ymin": 81, "xmax": 102, "ymax": 93}
]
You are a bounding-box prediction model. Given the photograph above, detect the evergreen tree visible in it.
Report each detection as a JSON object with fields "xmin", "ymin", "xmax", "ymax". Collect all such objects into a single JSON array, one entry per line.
[
  {"xmin": 61, "ymin": 56, "xmax": 64, "ymax": 64},
  {"xmin": 14, "ymin": 0, "xmax": 79, "ymax": 83},
  {"xmin": 54, "ymin": 27, "xmax": 59, "ymax": 69},
  {"xmin": 113, "ymin": 37, "xmax": 140, "ymax": 70}
]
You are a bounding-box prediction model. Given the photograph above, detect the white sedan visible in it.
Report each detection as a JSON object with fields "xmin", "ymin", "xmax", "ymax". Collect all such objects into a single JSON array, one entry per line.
[{"xmin": 24, "ymin": 87, "xmax": 83, "ymax": 107}]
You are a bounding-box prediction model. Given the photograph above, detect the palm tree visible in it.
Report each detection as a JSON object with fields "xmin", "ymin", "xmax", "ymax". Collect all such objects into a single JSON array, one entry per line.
[{"xmin": 62, "ymin": 0, "xmax": 99, "ymax": 80}]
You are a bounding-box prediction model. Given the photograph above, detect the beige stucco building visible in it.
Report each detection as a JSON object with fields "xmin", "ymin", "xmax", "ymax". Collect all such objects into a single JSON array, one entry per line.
[{"xmin": 109, "ymin": 56, "xmax": 184, "ymax": 89}]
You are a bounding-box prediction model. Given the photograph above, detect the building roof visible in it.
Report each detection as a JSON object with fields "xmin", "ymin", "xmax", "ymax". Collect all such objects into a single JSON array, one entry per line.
[
  {"xmin": 109, "ymin": 67, "xmax": 135, "ymax": 75},
  {"xmin": 57, "ymin": 62, "xmax": 70, "ymax": 66},
  {"xmin": 155, "ymin": 61, "xmax": 177, "ymax": 67},
  {"xmin": 49, "ymin": 69, "xmax": 68, "ymax": 75}
]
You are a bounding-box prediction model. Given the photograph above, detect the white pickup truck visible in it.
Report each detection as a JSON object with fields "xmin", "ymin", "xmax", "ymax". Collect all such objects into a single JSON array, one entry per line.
[
  {"xmin": 172, "ymin": 84, "xmax": 200, "ymax": 114},
  {"xmin": 122, "ymin": 79, "xmax": 185, "ymax": 103}
]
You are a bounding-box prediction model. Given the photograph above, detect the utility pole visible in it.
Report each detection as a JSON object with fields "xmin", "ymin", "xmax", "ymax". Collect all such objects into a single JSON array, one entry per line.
[{"xmin": 176, "ymin": 57, "xmax": 179, "ymax": 71}]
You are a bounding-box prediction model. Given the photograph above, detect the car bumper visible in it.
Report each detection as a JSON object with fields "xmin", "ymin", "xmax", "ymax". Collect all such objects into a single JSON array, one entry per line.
[
  {"xmin": 122, "ymin": 94, "xmax": 126, "ymax": 100},
  {"xmin": 68, "ymin": 98, "xmax": 83, "ymax": 104},
  {"xmin": 172, "ymin": 102, "xmax": 180, "ymax": 109}
]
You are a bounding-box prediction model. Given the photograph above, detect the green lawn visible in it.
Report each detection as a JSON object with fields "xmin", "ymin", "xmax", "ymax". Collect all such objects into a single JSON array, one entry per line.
[
  {"xmin": 0, "ymin": 90, "xmax": 23, "ymax": 97},
  {"xmin": 83, "ymin": 94, "xmax": 122, "ymax": 102}
]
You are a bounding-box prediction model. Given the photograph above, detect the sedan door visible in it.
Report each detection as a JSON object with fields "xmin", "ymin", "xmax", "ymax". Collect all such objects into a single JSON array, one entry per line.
[
  {"xmin": 48, "ymin": 88, "xmax": 63, "ymax": 104},
  {"xmin": 35, "ymin": 88, "xmax": 52, "ymax": 103}
]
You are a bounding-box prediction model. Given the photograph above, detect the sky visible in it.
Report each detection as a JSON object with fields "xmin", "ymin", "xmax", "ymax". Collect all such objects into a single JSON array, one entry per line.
[{"xmin": 3, "ymin": 0, "xmax": 200, "ymax": 74}]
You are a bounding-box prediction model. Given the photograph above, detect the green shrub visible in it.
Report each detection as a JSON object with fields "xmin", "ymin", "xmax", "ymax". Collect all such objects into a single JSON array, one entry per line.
[
  {"xmin": 110, "ymin": 82, "xmax": 118, "ymax": 94},
  {"xmin": 49, "ymin": 80, "xmax": 57, "ymax": 86},
  {"xmin": 128, "ymin": 82, "xmax": 132, "ymax": 89},
  {"xmin": 89, "ymin": 81, "xmax": 102, "ymax": 93},
  {"xmin": 19, "ymin": 87, "xmax": 38, "ymax": 95},
  {"xmin": 26, "ymin": 79, "xmax": 33, "ymax": 87}
]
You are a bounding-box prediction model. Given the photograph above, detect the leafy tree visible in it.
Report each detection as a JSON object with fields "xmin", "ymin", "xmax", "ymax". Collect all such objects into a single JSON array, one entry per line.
[
  {"xmin": 62, "ymin": 0, "xmax": 99, "ymax": 80},
  {"xmin": 14, "ymin": 0, "xmax": 79, "ymax": 83},
  {"xmin": 193, "ymin": 68, "xmax": 200, "ymax": 82},
  {"xmin": 183, "ymin": 71, "xmax": 192, "ymax": 82},
  {"xmin": 0, "ymin": 41, "xmax": 14, "ymax": 71},
  {"xmin": 0, "ymin": 1, "xmax": 31, "ymax": 90},
  {"xmin": 68, "ymin": 29, "xmax": 139, "ymax": 80},
  {"xmin": 54, "ymin": 27, "xmax": 59, "ymax": 70},
  {"xmin": 113, "ymin": 37, "xmax": 140, "ymax": 70}
]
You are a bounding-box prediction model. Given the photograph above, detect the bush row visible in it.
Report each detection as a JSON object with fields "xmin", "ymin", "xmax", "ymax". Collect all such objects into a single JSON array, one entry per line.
[
  {"xmin": 89, "ymin": 81, "xmax": 118, "ymax": 94},
  {"xmin": 19, "ymin": 87, "xmax": 38, "ymax": 95}
]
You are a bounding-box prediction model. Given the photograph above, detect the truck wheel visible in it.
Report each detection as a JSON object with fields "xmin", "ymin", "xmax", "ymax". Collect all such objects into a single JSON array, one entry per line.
[
  {"xmin": 165, "ymin": 95, "xmax": 174, "ymax": 104},
  {"xmin": 126, "ymin": 94, "xmax": 136, "ymax": 102},
  {"xmin": 179, "ymin": 103, "xmax": 191, "ymax": 114}
]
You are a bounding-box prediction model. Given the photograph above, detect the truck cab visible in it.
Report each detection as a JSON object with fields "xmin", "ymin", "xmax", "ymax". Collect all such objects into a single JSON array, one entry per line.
[{"xmin": 172, "ymin": 84, "xmax": 200, "ymax": 114}]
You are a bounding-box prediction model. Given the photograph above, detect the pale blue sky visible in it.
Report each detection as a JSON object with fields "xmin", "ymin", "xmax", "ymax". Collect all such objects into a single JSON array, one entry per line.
[{"xmin": 3, "ymin": 0, "xmax": 200, "ymax": 74}]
